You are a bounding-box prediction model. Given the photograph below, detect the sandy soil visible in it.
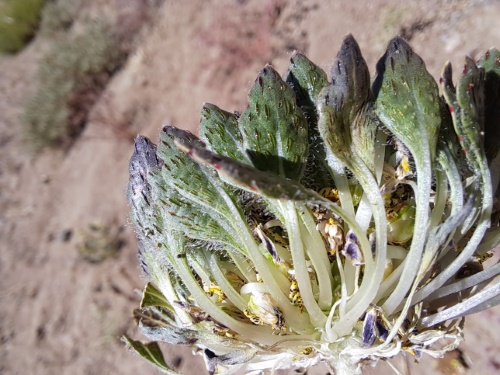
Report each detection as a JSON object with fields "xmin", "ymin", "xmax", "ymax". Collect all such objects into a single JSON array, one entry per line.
[{"xmin": 0, "ymin": 1, "xmax": 499, "ymax": 374}]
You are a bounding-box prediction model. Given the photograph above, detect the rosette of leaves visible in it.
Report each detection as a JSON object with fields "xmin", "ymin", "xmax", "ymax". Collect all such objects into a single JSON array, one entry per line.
[{"xmin": 125, "ymin": 35, "xmax": 500, "ymax": 375}]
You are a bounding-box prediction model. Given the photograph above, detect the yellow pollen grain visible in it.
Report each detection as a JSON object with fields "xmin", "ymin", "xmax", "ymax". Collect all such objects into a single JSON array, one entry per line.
[{"xmin": 401, "ymin": 158, "xmax": 410, "ymax": 172}]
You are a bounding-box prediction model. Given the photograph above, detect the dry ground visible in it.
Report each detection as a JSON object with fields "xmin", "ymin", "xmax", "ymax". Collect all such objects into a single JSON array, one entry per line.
[{"xmin": 0, "ymin": 1, "xmax": 499, "ymax": 374}]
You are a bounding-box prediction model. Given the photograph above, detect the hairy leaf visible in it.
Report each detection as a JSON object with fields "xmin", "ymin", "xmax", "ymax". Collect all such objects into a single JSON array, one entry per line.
[
  {"xmin": 373, "ymin": 36, "xmax": 441, "ymax": 162},
  {"xmin": 199, "ymin": 103, "xmax": 251, "ymax": 164},
  {"xmin": 318, "ymin": 34, "xmax": 372, "ymax": 166},
  {"xmin": 122, "ymin": 337, "xmax": 181, "ymax": 375},
  {"xmin": 174, "ymin": 137, "xmax": 316, "ymax": 201},
  {"xmin": 477, "ymin": 48, "xmax": 500, "ymax": 163},
  {"xmin": 286, "ymin": 52, "xmax": 334, "ymax": 189},
  {"xmin": 239, "ymin": 65, "xmax": 309, "ymax": 180},
  {"xmin": 141, "ymin": 282, "xmax": 173, "ymax": 309},
  {"xmin": 441, "ymin": 58, "xmax": 486, "ymax": 177}
]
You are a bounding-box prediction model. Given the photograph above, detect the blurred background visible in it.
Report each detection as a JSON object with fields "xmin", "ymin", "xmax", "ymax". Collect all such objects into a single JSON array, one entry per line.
[{"xmin": 0, "ymin": 0, "xmax": 499, "ymax": 374}]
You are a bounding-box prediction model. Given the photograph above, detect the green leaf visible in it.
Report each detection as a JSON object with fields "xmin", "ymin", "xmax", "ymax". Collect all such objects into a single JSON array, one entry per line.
[
  {"xmin": 157, "ymin": 126, "xmax": 253, "ymax": 250},
  {"xmin": 122, "ymin": 336, "xmax": 182, "ymax": 375},
  {"xmin": 436, "ymin": 95, "xmax": 461, "ymax": 155},
  {"xmin": 285, "ymin": 52, "xmax": 334, "ymax": 189},
  {"xmin": 127, "ymin": 136, "xmax": 167, "ymax": 276},
  {"xmin": 477, "ymin": 48, "xmax": 500, "ymax": 163},
  {"xmin": 440, "ymin": 58, "xmax": 486, "ymax": 178},
  {"xmin": 239, "ymin": 65, "xmax": 309, "ymax": 180},
  {"xmin": 373, "ymin": 36, "xmax": 441, "ymax": 162},
  {"xmin": 286, "ymin": 52, "xmax": 328, "ymax": 107},
  {"xmin": 141, "ymin": 282, "xmax": 173, "ymax": 309},
  {"xmin": 127, "ymin": 136, "xmax": 162, "ymax": 227},
  {"xmin": 317, "ymin": 35, "xmax": 377, "ymax": 171},
  {"xmin": 151, "ymin": 172, "xmax": 236, "ymax": 246},
  {"xmin": 373, "ymin": 37, "xmax": 442, "ymax": 314},
  {"xmin": 199, "ymin": 103, "xmax": 251, "ymax": 164},
  {"xmin": 175, "ymin": 137, "xmax": 316, "ymax": 201},
  {"xmin": 350, "ymin": 104, "xmax": 379, "ymax": 171},
  {"xmin": 327, "ymin": 34, "xmax": 371, "ymax": 122},
  {"xmin": 158, "ymin": 126, "xmax": 238, "ymax": 221}
]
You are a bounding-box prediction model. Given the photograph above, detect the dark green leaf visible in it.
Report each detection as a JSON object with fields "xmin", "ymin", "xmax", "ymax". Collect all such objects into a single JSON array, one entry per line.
[
  {"xmin": 239, "ymin": 65, "xmax": 309, "ymax": 180},
  {"xmin": 158, "ymin": 126, "xmax": 233, "ymax": 218},
  {"xmin": 285, "ymin": 52, "xmax": 334, "ymax": 189},
  {"xmin": 477, "ymin": 48, "xmax": 500, "ymax": 163},
  {"xmin": 327, "ymin": 34, "xmax": 371, "ymax": 122},
  {"xmin": 317, "ymin": 35, "xmax": 376, "ymax": 170},
  {"xmin": 441, "ymin": 58, "xmax": 486, "ymax": 176},
  {"xmin": 122, "ymin": 336, "xmax": 181, "ymax": 375},
  {"xmin": 150, "ymin": 171, "xmax": 236, "ymax": 246},
  {"xmin": 127, "ymin": 136, "xmax": 167, "ymax": 275},
  {"xmin": 285, "ymin": 52, "xmax": 328, "ymax": 107},
  {"xmin": 373, "ymin": 36, "xmax": 441, "ymax": 162},
  {"xmin": 141, "ymin": 282, "xmax": 173, "ymax": 309},
  {"xmin": 127, "ymin": 136, "xmax": 162, "ymax": 228},
  {"xmin": 199, "ymin": 103, "xmax": 251, "ymax": 164},
  {"xmin": 175, "ymin": 138, "xmax": 316, "ymax": 201},
  {"xmin": 350, "ymin": 104, "xmax": 379, "ymax": 171}
]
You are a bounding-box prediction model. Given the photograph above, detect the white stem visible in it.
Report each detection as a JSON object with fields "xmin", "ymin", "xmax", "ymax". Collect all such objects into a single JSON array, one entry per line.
[
  {"xmin": 298, "ymin": 204, "xmax": 334, "ymax": 309},
  {"xmin": 383, "ymin": 157, "xmax": 431, "ymax": 314},
  {"xmin": 283, "ymin": 201, "xmax": 327, "ymax": 327}
]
